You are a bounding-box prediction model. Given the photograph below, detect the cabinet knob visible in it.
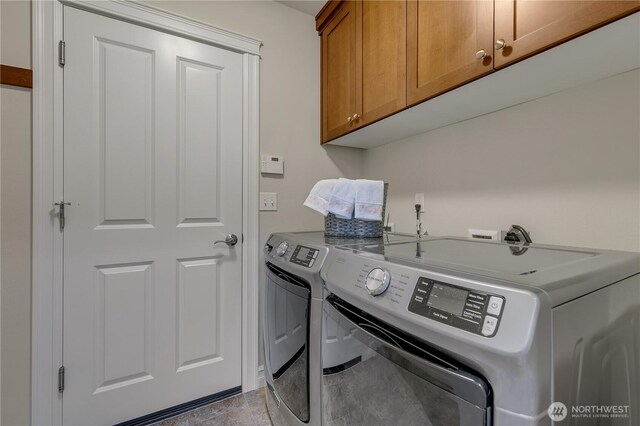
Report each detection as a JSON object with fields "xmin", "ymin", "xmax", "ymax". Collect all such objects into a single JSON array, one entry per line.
[
  {"xmin": 495, "ymin": 39, "xmax": 507, "ymax": 50},
  {"xmin": 347, "ymin": 116, "xmax": 353, "ymax": 124},
  {"xmin": 476, "ymin": 49, "xmax": 487, "ymax": 60},
  {"xmin": 353, "ymin": 113, "xmax": 360, "ymax": 121}
]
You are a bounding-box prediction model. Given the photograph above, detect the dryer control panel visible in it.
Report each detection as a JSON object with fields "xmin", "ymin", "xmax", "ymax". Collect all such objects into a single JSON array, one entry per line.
[
  {"xmin": 408, "ymin": 277, "xmax": 505, "ymax": 337},
  {"xmin": 289, "ymin": 245, "xmax": 319, "ymax": 268}
]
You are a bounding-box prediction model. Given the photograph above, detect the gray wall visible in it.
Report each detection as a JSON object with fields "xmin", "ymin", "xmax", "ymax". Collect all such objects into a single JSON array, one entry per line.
[
  {"xmin": 1, "ymin": 1, "xmax": 32, "ymax": 425},
  {"xmin": 363, "ymin": 69, "xmax": 640, "ymax": 252}
]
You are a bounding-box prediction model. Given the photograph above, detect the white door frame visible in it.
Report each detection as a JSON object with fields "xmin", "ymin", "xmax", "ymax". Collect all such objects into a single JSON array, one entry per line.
[{"xmin": 31, "ymin": 1, "xmax": 261, "ymax": 424}]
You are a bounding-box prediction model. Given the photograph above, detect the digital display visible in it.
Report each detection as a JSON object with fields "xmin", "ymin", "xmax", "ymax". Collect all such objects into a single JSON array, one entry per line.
[
  {"xmin": 427, "ymin": 283, "xmax": 468, "ymax": 316},
  {"xmin": 296, "ymin": 247, "xmax": 311, "ymax": 260}
]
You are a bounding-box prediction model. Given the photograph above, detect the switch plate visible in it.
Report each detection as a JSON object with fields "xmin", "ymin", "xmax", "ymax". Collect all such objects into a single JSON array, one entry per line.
[
  {"xmin": 414, "ymin": 193, "xmax": 425, "ymax": 210},
  {"xmin": 260, "ymin": 192, "xmax": 277, "ymax": 211}
]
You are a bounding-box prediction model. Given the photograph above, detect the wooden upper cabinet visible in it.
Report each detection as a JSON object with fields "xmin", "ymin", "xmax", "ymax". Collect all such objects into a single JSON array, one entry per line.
[
  {"xmin": 494, "ymin": 0, "xmax": 640, "ymax": 68},
  {"xmin": 321, "ymin": 1, "xmax": 358, "ymax": 142},
  {"xmin": 407, "ymin": 0, "xmax": 494, "ymax": 106},
  {"xmin": 319, "ymin": 0, "xmax": 407, "ymax": 143},
  {"xmin": 318, "ymin": 0, "xmax": 639, "ymax": 144},
  {"xmin": 360, "ymin": 0, "xmax": 406, "ymax": 125}
]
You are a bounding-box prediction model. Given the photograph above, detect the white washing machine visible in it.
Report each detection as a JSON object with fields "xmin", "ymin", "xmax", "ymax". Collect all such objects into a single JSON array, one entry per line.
[{"xmin": 320, "ymin": 237, "xmax": 640, "ymax": 425}]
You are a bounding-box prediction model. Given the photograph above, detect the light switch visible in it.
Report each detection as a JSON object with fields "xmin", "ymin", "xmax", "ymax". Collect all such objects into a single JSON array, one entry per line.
[{"xmin": 260, "ymin": 192, "xmax": 277, "ymax": 211}]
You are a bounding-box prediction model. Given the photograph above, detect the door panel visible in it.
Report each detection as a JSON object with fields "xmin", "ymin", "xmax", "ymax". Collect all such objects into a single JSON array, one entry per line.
[
  {"xmin": 407, "ymin": 0, "xmax": 494, "ymax": 105},
  {"xmin": 494, "ymin": 0, "xmax": 640, "ymax": 67},
  {"xmin": 177, "ymin": 59, "xmax": 222, "ymax": 225},
  {"xmin": 361, "ymin": 0, "xmax": 406, "ymax": 124},
  {"xmin": 63, "ymin": 6, "xmax": 243, "ymax": 425},
  {"xmin": 96, "ymin": 39, "xmax": 155, "ymax": 227},
  {"xmin": 322, "ymin": 0, "xmax": 358, "ymax": 142},
  {"xmin": 95, "ymin": 262, "xmax": 154, "ymax": 393}
]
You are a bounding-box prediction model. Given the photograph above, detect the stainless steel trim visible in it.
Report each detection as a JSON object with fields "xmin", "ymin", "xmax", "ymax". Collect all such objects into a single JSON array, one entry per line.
[{"xmin": 325, "ymin": 297, "xmax": 491, "ymax": 408}]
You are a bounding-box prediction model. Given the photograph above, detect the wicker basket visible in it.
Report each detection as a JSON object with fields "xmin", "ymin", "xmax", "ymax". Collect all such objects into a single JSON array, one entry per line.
[{"xmin": 324, "ymin": 183, "xmax": 388, "ymax": 238}]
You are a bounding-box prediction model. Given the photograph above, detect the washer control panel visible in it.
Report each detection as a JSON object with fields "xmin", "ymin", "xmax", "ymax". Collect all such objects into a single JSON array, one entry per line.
[
  {"xmin": 289, "ymin": 245, "xmax": 319, "ymax": 268},
  {"xmin": 408, "ymin": 277, "xmax": 505, "ymax": 337}
]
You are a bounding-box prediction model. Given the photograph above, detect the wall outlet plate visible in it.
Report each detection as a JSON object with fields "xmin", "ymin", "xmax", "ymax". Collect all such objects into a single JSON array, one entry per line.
[
  {"xmin": 260, "ymin": 192, "xmax": 277, "ymax": 211},
  {"xmin": 468, "ymin": 228, "xmax": 500, "ymax": 240}
]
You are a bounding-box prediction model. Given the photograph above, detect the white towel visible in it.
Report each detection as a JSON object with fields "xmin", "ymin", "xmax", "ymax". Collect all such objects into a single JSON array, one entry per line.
[
  {"xmin": 354, "ymin": 179, "xmax": 384, "ymax": 221},
  {"xmin": 303, "ymin": 179, "xmax": 337, "ymax": 216},
  {"xmin": 327, "ymin": 178, "xmax": 356, "ymax": 219}
]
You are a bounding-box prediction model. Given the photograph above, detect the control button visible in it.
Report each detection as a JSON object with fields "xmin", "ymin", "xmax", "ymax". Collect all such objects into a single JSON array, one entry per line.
[
  {"xmin": 465, "ymin": 301, "xmax": 484, "ymax": 311},
  {"xmin": 486, "ymin": 296, "xmax": 504, "ymax": 316},
  {"xmin": 431, "ymin": 310, "xmax": 451, "ymax": 322},
  {"xmin": 463, "ymin": 310, "xmax": 482, "ymax": 321},
  {"xmin": 308, "ymin": 259, "xmax": 315, "ymax": 267},
  {"xmin": 312, "ymin": 250, "xmax": 318, "ymax": 259},
  {"xmin": 481, "ymin": 316, "xmax": 498, "ymax": 336},
  {"xmin": 276, "ymin": 241, "xmax": 289, "ymax": 257},
  {"xmin": 468, "ymin": 293, "xmax": 487, "ymax": 303},
  {"xmin": 364, "ymin": 268, "xmax": 391, "ymax": 296}
]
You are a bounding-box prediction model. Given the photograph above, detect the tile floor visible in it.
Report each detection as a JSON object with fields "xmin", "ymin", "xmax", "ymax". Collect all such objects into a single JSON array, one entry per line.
[{"xmin": 154, "ymin": 388, "xmax": 272, "ymax": 426}]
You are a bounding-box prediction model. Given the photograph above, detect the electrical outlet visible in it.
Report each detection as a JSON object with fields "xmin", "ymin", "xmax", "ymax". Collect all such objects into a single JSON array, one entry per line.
[
  {"xmin": 468, "ymin": 229, "xmax": 500, "ymax": 240},
  {"xmin": 414, "ymin": 193, "xmax": 425, "ymax": 210},
  {"xmin": 260, "ymin": 192, "xmax": 277, "ymax": 211}
]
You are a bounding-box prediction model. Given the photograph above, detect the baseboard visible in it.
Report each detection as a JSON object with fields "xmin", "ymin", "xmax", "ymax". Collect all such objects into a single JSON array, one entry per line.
[{"xmin": 115, "ymin": 386, "xmax": 242, "ymax": 426}]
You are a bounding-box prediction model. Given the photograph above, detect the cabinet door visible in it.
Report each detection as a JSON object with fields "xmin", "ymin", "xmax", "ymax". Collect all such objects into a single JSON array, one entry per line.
[
  {"xmin": 322, "ymin": 1, "xmax": 358, "ymax": 143},
  {"xmin": 494, "ymin": 0, "xmax": 640, "ymax": 68},
  {"xmin": 360, "ymin": 0, "xmax": 407, "ymax": 125},
  {"xmin": 407, "ymin": 0, "xmax": 494, "ymax": 106}
]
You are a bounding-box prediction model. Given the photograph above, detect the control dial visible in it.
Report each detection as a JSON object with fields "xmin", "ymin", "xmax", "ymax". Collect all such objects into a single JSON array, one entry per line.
[
  {"xmin": 276, "ymin": 241, "xmax": 289, "ymax": 257},
  {"xmin": 365, "ymin": 268, "xmax": 391, "ymax": 296}
]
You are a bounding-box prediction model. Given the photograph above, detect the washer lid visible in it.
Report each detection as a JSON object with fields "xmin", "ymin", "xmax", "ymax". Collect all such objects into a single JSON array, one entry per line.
[
  {"xmin": 366, "ymin": 238, "xmax": 596, "ymax": 276},
  {"xmin": 347, "ymin": 237, "xmax": 640, "ymax": 305}
]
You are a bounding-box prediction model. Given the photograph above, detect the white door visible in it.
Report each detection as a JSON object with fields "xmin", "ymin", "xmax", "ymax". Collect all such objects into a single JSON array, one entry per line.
[{"xmin": 62, "ymin": 6, "xmax": 243, "ymax": 425}]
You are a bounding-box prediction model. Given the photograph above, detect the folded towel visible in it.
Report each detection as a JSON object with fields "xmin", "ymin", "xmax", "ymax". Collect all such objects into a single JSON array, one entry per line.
[
  {"xmin": 327, "ymin": 178, "xmax": 356, "ymax": 219},
  {"xmin": 303, "ymin": 179, "xmax": 337, "ymax": 216},
  {"xmin": 354, "ymin": 179, "xmax": 384, "ymax": 221}
]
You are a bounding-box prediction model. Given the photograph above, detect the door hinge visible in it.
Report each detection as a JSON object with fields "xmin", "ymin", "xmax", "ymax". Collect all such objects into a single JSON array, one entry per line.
[
  {"xmin": 58, "ymin": 366, "xmax": 65, "ymax": 393},
  {"xmin": 54, "ymin": 201, "xmax": 71, "ymax": 231},
  {"xmin": 58, "ymin": 40, "xmax": 66, "ymax": 67}
]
